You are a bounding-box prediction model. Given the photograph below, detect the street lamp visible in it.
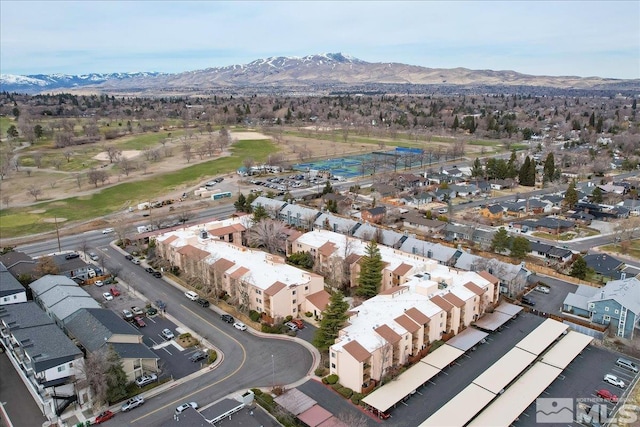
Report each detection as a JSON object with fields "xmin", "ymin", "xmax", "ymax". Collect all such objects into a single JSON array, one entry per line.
[{"xmin": 271, "ymin": 354, "xmax": 275, "ymax": 389}]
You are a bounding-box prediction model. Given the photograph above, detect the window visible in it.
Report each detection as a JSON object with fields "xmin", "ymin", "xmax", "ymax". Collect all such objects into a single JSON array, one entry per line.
[
  {"xmin": 331, "ymin": 352, "xmax": 336, "ymax": 358},
  {"xmin": 292, "ymin": 299, "xmax": 296, "ymax": 304},
  {"xmin": 293, "ymin": 308, "xmax": 296, "ymax": 312},
  {"xmin": 305, "ymin": 286, "xmax": 308, "ymax": 291},
  {"xmin": 292, "ymin": 290, "xmax": 296, "ymax": 295},
  {"xmin": 256, "ymin": 298, "xmax": 262, "ymax": 303},
  {"xmin": 604, "ymin": 315, "xmax": 611, "ymax": 321},
  {"xmin": 331, "ymin": 363, "xmax": 336, "ymax": 369},
  {"xmin": 57, "ymin": 366, "xmax": 64, "ymax": 372},
  {"xmin": 256, "ymin": 289, "xmax": 262, "ymax": 295}
]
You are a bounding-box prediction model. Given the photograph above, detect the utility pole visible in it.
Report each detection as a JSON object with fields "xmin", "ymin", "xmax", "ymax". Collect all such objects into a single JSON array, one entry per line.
[{"xmin": 54, "ymin": 217, "xmax": 62, "ymax": 253}]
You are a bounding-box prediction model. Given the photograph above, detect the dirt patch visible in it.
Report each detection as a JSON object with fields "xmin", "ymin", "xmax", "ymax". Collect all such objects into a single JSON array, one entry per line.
[
  {"xmin": 42, "ymin": 217, "xmax": 67, "ymax": 223},
  {"xmin": 29, "ymin": 209, "xmax": 47, "ymax": 214},
  {"xmin": 232, "ymin": 131, "xmax": 271, "ymax": 140},
  {"xmin": 93, "ymin": 150, "xmax": 141, "ymax": 161}
]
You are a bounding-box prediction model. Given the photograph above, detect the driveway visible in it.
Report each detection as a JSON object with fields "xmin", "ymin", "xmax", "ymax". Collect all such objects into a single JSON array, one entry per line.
[{"xmin": 525, "ymin": 273, "xmax": 579, "ymax": 315}]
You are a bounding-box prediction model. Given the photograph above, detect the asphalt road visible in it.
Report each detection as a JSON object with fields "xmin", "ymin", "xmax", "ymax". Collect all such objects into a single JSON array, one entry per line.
[{"xmin": 0, "ymin": 351, "xmax": 48, "ymax": 427}]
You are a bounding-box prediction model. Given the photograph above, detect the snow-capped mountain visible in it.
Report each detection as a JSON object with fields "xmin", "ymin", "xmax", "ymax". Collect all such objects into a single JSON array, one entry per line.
[
  {"xmin": 1, "ymin": 53, "xmax": 637, "ymax": 95},
  {"xmin": 0, "ymin": 72, "xmax": 163, "ymax": 93}
]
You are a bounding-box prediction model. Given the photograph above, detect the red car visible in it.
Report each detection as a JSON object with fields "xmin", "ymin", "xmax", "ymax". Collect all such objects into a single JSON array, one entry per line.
[
  {"xmin": 109, "ymin": 287, "xmax": 120, "ymax": 297},
  {"xmin": 133, "ymin": 316, "xmax": 146, "ymax": 327},
  {"xmin": 596, "ymin": 389, "xmax": 618, "ymax": 402},
  {"xmin": 95, "ymin": 410, "xmax": 114, "ymax": 423}
]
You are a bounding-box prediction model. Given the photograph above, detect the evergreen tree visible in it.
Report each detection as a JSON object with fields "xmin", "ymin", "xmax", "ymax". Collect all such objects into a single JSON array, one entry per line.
[
  {"xmin": 6, "ymin": 125, "xmax": 18, "ymax": 139},
  {"xmin": 526, "ymin": 156, "xmax": 536, "ymax": 187},
  {"xmin": 507, "ymin": 150, "xmax": 518, "ymax": 179},
  {"xmin": 105, "ymin": 346, "xmax": 128, "ymax": 403},
  {"xmin": 471, "ymin": 157, "xmax": 484, "ymax": 178},
  {"xmin": 543, "ymin": 153, "xmax": 555, "ymax": 183},
  {"xmin": 589, "ymin": 112, "xmax": 596, "ymax": 128},
  {"xmin": 234, "ymin": 193, "xmax": 247, "ymax": 212},
  {"xmin": 564, "ymin": 180, "xmax": 578, "ymax": 208},
  {"xmin": 596, "ymin": 117, "xmax": 603, "ymax": 134},
  {"xmin": 491, "ymin": 227, "xmax": 511, "ymax": 253},
  {"xmin": 519, "ymin": 156, "xmax": 531, "ymax": 186},
  {"xmin": 312, "ymin": 291, "xmax": 349, "ymax": 351},
  {"xmin": 452, "ymin": 115, "xmax": 459, "ymax": 130},
  {"xmin": 510, "ymin": 236, "xmax": 531, "ymax": 260},
  {"xmin": 591, "ymin": 186, "xmax": 603, "ymax": 203},
  {"xmin": 252, "ymin": 204, "xmax": 269, "ymax": 222},
  {"xmin": 570, "ymin": 256, "xmax": 588, "ymax": 280},
  {"xmin": 322, "ymin": 181, "xmax": 334, "ymax": 195},
  {"xmin": 356, "ymin": 241, "xmax": 384, "ymax": 298}
]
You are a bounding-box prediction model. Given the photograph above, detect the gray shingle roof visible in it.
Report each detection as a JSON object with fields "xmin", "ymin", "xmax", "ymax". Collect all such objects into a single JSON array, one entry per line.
[
  {"xmin": 65, "ymin": 308, "xmax": 141, "ymax": 352},
  {"xmin": 29, "ymin": 275, "xmax": 78, "ymax": 297},
  {"xmin": 0, "ymin": 301, "xmax": 52, "ymax": 329},
  {"xmin": 313, "ymin": 213, "xmax": 359, "ymax": 235},
  {"xmin": 0, "ymin": 262, "xmax": 25, "ymax": 297},
  {"xmin": 53, "ymin": 298, "xmax": 102, "ymax": 325},
  {"xmin": 353, "ymin": 224, "xmax": 406, "ymax": 248},
  {"xmin": 38, "ymin": 285, "xmax": 92, "ymax": 308},
  {"xmin": 400, "ymin": 237, "xmax": 456, "ymax": 263},
  {"xmin": 11, "ymin": 323, "xmax": 81, "ymax": 373},
  {"xmin": 110, "ymin": 342, "xmax": 158, "ymax": 360}
]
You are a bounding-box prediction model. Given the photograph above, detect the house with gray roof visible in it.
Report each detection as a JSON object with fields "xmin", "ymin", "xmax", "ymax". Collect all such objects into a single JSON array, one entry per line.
[
  {"xmin": 313, "ymin": 213, "xmax": 360, "ymax": 235},
  {"xmin": 399, "ymin": 237, "xmax": 457, "ymax": 265},
  {"xmin": 279, "ymin": 203, "xmax": 321, "ymax": 230},
  {"xmin": 353, "ymin": 223, "xmax": 407, "ymax": 248},
  {"xmin": 563, "ymin": 277, "xmax": 640, "ymax": 339},
  {"xmin": 30, "ymin": 275, "xmax": 101, "ymax": 327},
  {"xmin": 250, "ymin": 196, "xmax": 287, "ymax": 218},
  {"xmin": 619, "ymin": 199, "xmax": 640, "ymax": 216},
  {"xmin": 0, "ymin": 302, "xmax": 84, "ymax": 417},
  {"xmin": 0, "ymin": 250, "xmax": 36, "ymax": 280},
  {"xmin": 65, "ymin": 308, "xmax": 158, "ymax": 381},
  {"xmin": 454, "ymin": 253, "xmax": 530, "ymax": 297},
  {"xmin": 583, "ymin": 253, "xmax": 625, "ymax": 281},
  {"xmin": 0, "ymin": 263, "xmax": 27, "ymax": 305}
]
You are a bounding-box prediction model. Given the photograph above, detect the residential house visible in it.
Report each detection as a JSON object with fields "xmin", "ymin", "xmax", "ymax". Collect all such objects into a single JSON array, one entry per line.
[
  {"xmin": 527, "ymin": 199, "xmax": 553, "ymax": 214},
  {"xmin": 563, "ymin": 276, "xmax": 640, "ymax": 339},
  {"xmin": 361, "ymin": 206, "xmax": 387, "ymax": 224},
  {"xmin": 279, "ymin": 204, "xmax": 321, "ymax": 230},
  {"xmin": 352, "ymin": 223, "xmax": 406, "ymax": 248},
  {"xmin": 329, "ymin": 268, "xmax": 497, "ymax": 392},
  {"xmin": 50, "ymin": 254, "xmax": 99, "ymax": 282},
  {"xmin": 570, "ymin": 211, "xmax": 595, "ymax": 225},
  {"xmin": 370, "ymin": 184, "xmax": 397, "ymax": 198},
  {"xmin": 443, "ymin": 223, "xmax": 474, "ymax": 242},
  {"xmin": 539, "ymin": 194, "xmax": 564, "ymax": 208},
  {"xmin": 599, "ymin": 183, "xmax": 627, "ymax": 195},
  {"xmin": 29, "ymin": 275, "xmax": 101, "ymax": 328},
  {"xmin": 250, "ymin": 196, "xmax": 287, "ymax": 218},
  {"xmin": 449, "ymin": 184, "xmax": 479, "ymax": 198},
  {"xmin": 402, "ymin": 191, "xmax": 435, "ymax": 208},
  {"xmin": 583, "ymin": 254, "xmax": 625, "ymax": 281},
  {"xmin": 529, "ymin": 242, "xmax": 574, "ymax": 265},
  {"xmin": 490, "ymin": 179, "xmax": 511, "ymax": 190},
  {"xmin": 480, "ymin": 204, "xmax": 504, "ymax": 221},
  {"xmin": 0, "ymin": 250, "xmax": 37, "ymax": 282},
  {"xmin": 454, "ymin": 253, "xmax": 531, "ymax": 297},
  {"xmin": 471, "ymin": 229, "xmax": 495, "ymax": 250},
  {"xmin": 313, "ymin": 213, "xmax": 360, "ymax": 235},
  {"xmin": 0, "ymin": 302, "xmax": 85, "ymax": 418},
  {"xmin": 515, "ymin": 217, "xmax": 575, "ymax": 234},
  {"xmin": 619, "ymin": 199, "xmax": 640, "ymax": 216},
  {"xmin": 400, "ymin": 212, "xmax": 447, "ymax": 235},
  {"xmin": 156, "ymin": 223, "xmax": 327, "ymax": 320},
  {"xmin": 501, "ymin": 201, "xmax": 527, "ymax": 217},
  {"xmin": 396, "ymin": 173, "xmax": 426, "ymax": 190},
  {"xmin": 399, "ymin": 237, "xmax": 458, "ymax": 266},
  {"xmin": 434, "ymin": 188, "xmax": 456, "ymax": 202},
  {"xmin": 0, "ymin": 263, "xmax": 27, "ymax": 305},
  {"xmin": 65, "ymin": 308, "xmax": 159, "ymax": 382},
  {"xmin": 443, "ymin": 167, "xmax": 464, "ymax": 178}
]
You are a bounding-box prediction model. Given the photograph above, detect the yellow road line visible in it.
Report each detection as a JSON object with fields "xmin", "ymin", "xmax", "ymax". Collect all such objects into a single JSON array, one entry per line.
[{"xmin": 131, "ymin": 305, "xmax": 246, "ymax": 423}]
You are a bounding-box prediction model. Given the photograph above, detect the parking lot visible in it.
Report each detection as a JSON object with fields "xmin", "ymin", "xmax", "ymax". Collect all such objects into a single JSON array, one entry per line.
[
  {"xmin": 83, "ymin": 280, "xmax": 210, "ymax": 381},
  {"xmin": 524, "ymin": 273, "xmax": 579, "ymax": 315}
]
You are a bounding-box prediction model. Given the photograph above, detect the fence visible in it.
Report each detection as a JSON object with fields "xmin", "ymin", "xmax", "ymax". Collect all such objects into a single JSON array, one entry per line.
[{"xmin": 526, "ymin": 263, "xmax": 599, "ymax": 287}]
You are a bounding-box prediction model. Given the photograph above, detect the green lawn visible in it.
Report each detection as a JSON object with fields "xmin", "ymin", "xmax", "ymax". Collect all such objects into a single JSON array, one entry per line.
[
  {"xmin": 117, "ymin": 129, "xmax": 187, "ymax": 150},
  {"xmin": 599, "ymin": 240, "xmax": 640, "ymax": 260},
  {"xmin": 0, "ymin": 139, "xmax": 277, "ymax": 238}
]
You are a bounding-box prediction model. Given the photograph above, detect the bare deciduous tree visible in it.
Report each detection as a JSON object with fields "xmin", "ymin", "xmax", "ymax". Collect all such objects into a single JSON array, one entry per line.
[
  {"xmin": 27, "ymin": 184, "xmax": 42, "ymax": 201},
  {"xmin": 104, "ymin": 146, "xmax": 122, "ymax": 164},
  {"xmin": 247, "ymin": 219, "xmax": 288, "ymax": 254}
]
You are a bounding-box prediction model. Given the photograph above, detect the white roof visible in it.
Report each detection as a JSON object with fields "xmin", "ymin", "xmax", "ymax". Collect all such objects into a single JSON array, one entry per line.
[
  {"xmin": 494, "ymin": 301, "xmax": 524, "ymax": 317},
  {"xmin": 473, "ymin": 311, "xmax": 513, "ymax": 331},
  {"xmin": 419, "ymin": 383, "xmax": 495, "ymax": 427},
  {"xmin": 541, "ymin": 331, "xmax": 593, "ymax": 369},
  {"xmin": 421, "ymin": 345, "xmax": 464, "ymax": 370},
  {"xmin": 468, "ymin": 362, "xmax": 562, "ymax": 427},
  {"xmin": 473, "ymin": 347, "xmax": 537, "ymax": 394},
  {"xmin": 516, "ymin": 318, "xmax": 569, "ymax": 356},
  {"xmin": 446, "ymin": 328, "xmax": 488, "ymax": 352},
  {"xmin": 362, "ymin": 362, "xmax": 440, "ymax": 413}
]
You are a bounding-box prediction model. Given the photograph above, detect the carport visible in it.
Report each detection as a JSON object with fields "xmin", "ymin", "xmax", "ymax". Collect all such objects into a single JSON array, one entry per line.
[
  {"xmin": 421, "ymin": 344, "xmax": 465, "ymax": 369},
  {"xmin": 541, "ymin": 330, "xmax": 593, "ymax": 369},
  {"xmin": 495, "ymin": 301, "xmax": 524, "ymax": 317},
  {"xmin": 467, "ymin": 362, "xmax": 563, "ymax": 426},
  {"xmin": 418, "ymin": 383, "xmax": 495, "ymax": 427},
  {"xmin": 473, "ymin": 347, "xmax": 537, "ymax": 394},
  {"xmin": 362, "ymin": 362, "xmax": 440, "ymax": 413},
  {"xmin": 446, "ymin": 327, "xmax": 488, "ymax": 351},
  {"xmin": 516, "ymin": 318, "xmax": 568, "ymax": 355},
  {"xmin": 297, "ymin": 405, "xmax": 333, "ymax": 427},
  {"xmin": 274, "ymin": 388, "xmax": 316, "ymax": 416},
  {"xmin": 473, "ymin": 301, "xmax": 523, "ymax": 332}
]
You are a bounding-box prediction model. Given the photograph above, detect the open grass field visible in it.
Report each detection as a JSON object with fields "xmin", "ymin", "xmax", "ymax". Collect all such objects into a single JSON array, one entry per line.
[{"xmin": 599, "ymin": 240, "xmax": 640, "ymax": 261}]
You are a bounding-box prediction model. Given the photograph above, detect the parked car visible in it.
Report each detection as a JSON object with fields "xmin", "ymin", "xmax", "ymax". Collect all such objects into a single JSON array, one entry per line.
[
  {"xmin": 604, "ymin": 374, "xmax": 625, "ymax": 388},
  {"xmin": 284, "ymin": 321, "xmax": 298, "ymax": 332},
  {"xmin": 109, "ymin": 287, "xmax": 121, "ymax": 297},
  {"xmin": 146, "ymin": 306, "xmax": 158, "ymax": 316},
  {"xmin": 291, "ymin": 319, "xmax": 305, "ymax": 329},
  {"xmin": 596, "ymin": 389, "xmax": 618, "ymax": 402},
  {"xmin": 189, "ymin": 350, "xmax": 207, "ymax": 362},
  {"xmin": 131, "ymin": 306, "xmax": 144, "ymax": 316},
  {"xmin": 221, "ymin": 314, "xmax": 235, "ymax": 324},
  {"xmin": 196, "ymin": 298, "xmax": 210, "ymax": 308},
  {"xmin": 134, "ymin": 373, "xmax": 157, "ymax": 387},
  {"xmin": 89, "ymin": 252, "xmax": 100, "ymax": 261},
  {"xmin": 94, "ymin": 280, "xmax": 104, "ymax": 287},
  {"xmin": 103, "ymin": 292, "xmax": 113, "ymax": 301},
  {"xmin": 122, "ymin": 309, "xmax": 134, "ymax": 321},
  {"xmin": 145, "ymin": 267, "xmax": 155, "ymax": 274},
  {"xmin": 175, "ymin": 402, "xmax": 198, "ymax": 414},
  {"xmin": 131, "ymin": 258, "xmax": 141, "ymax": 265},
  {"xmin": 133, "ymin": 316, "xmax": 146, "ymax": 327},
  {"xmin": 121, "ymin": 396, "xmax": 144, "ymax": 412},
  {"xmin": 185, "ymin": 291, "xmax": 199, "ymax": 301},
  {"xmin": 94, "ymin": 410, "xmax": 114, "ymax": 424},
  {"xmin": 161, "ymin": 328, "xmax": 175, "ymax": 340},
  {"xmin": 521, "ymin": 296, "xmax": 535, "ymax": 306},
  {"xmin": 65, "ymin": 253, "xmax": 80, "ymax": 260},
  {"xmin": 535, "ymin": 285, "xmax": 550, "ymax": 294},
  {"xmin": 233, "ymin": 321, "xmax": 247, "ymax": 331},
  {"xmin": 102, "ymin": 228, "xmax": 114, "ymax": 234},
  {"xmin": 124, "ymin": 254, "xmax": 134, "ymax": 261},
  {"xmin": 152, "ymin": 271, "xmax": 162, "ymax": 278}
]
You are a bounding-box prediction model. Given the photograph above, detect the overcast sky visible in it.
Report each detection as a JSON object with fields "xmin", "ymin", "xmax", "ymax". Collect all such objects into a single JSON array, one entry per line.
[{"xmin": 1, "ymin": 1, "xmax": 638, "ymax": 79}]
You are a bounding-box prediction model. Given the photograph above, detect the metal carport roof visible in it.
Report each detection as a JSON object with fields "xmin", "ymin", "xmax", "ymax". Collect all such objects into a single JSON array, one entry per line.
[
  {"xmin": 516, "ymin": 318, "xmax": 568, "ymax": 355},
  {"xmin": 418, "ymin": 383, "xmax": 495, "ymax": 427},
  {"xmin": 468, "ymin": 362, "xmax": 563, "ymax": 427},
  {"xmin": 362, "ymin": 362, "xmax": 440, "ymax": 413},
  {"xmin": 472, "ymin": 311, "xmax": 513, "ymax": 331},
  {"xmin": 421, "ymin": 344, "xmax": 465, "ymax": 369},
  {"xmin": 446, "ymin": 327, "xmax": 489, "ymax": 352},
  {"xmin": 473, "ymin": 347, "xmax": 538, "ymax": 394},
  {"xmin": 541, "ymin": 331, "xmax": 593, "ymax": 369},
  {"xmin": 494, "ymin": 301, "xmax": 524, "ymax": 316}
]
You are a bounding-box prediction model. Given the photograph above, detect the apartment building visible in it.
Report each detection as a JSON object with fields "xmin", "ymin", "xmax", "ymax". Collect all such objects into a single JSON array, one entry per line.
[
  {"xmin": 155, "ymin": 220, "xmax": 329, "ymax": 320},
  {"xmin": 329, "ymin": 266, "xmax": 498, "ymax": 392}
]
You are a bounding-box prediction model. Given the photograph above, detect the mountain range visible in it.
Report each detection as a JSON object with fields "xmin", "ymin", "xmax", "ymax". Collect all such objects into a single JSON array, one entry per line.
[{"xmin": 1, "ymin": 53, "xmax": 638, "ymax": 95}]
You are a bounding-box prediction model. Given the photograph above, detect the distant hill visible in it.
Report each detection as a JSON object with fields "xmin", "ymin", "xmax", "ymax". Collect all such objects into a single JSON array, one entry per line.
[{"xmin": 2, "ymin": 53, "xmax": 638, "ymax": 95}]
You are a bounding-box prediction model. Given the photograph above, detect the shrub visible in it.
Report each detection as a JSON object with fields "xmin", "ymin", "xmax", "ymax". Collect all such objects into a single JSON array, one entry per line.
[
  {"xmin": 351, "ymin": 392, "xmax": 364, "ymax": 405},
  {"xmin": 321, "ymin": 377, "xmax": 329, "ymax": 384},
  {"xmin": 249, "ymin": 310, "xmax": 261, "ymax": 322},
  {"xmin": 285, "ymin": 315, "xmax": 293, "ymax": 322},
  {"xmin": 178, "ymin": 333, "xmax": 192, "ymax": 340},
  {"xmin": 251, "ymin": 388, "xmax": 263, "ymax": 396},
  {"xmin": 261, "ymin": 393, "xmax": 274, "ymax": 406},
  {"xmin": 261, "ymin": 323, "xmax": 285, "ymax": 334},
  {"xmin": 326, "ymin": 374, "xmax": 339, "ymax": 385},
  {"xmin": 207, "ymin": 350, "xmax": 217, "ymax": 364},
  {"xmin": 338, "ymin": 387, "xmax": 353, "ymax": 399},
  {"xmin": 314, "ymin": 367, "xmax": 327, "ymax": 377},
  {"xmin": 305, "ymin": 311, "xmax": 313, "ymax": 317},
  {"xmin": 331, "ymin": 383, "xmax": 343, "ymax": 391}
]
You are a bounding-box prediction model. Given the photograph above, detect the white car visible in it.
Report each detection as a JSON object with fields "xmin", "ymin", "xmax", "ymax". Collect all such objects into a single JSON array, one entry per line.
[
  {"xmin": 94, "ymin": 280, "xmax": 104, "ymax": 287},
  {"xmin": 233, "ymin": 321, "xmax": 247, "ymax": 331},
  {"xmin": 103, "ymin": 292, "xmax": 113, "ymax": 301},
  {"xmin": 175, "ymin": 402, "xmax": 198, "ymax": 414},
  {"xmin": 161, "ymin": 328, "xmax": 175, "ymax": 340},
  {"xmin": 604, "ymin": 374, "xmax": 625, "ymax": 388},
  {"xmin": 102, "ymin": 227, "xmax": 114, "ymax": 234},
  {"xmin": 185, "ymin": 291, "xmax": 199, "ymax": 301},
  {"xmin": 535, "ymin": 285, "xmax": 550, "ymax": 294}
]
